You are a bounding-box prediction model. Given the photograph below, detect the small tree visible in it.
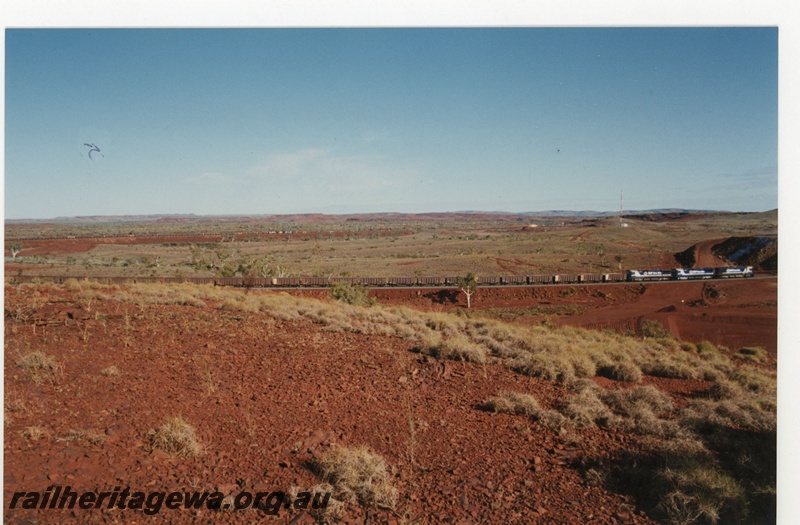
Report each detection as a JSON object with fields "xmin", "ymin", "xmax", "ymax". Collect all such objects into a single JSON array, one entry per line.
[
  {"xmin": 614, "ymin": 255, "xmax": 624, "ymax": 271},
  {"xmin": 596, "ymin": 244, "xmax": 606, "ymax": 266},
  {"xmin": 250, "ymin": 256, "xmax": 290, "ymax": 279},
  {"xmin": 8, "ymin": 242, "xmax": 23, "ymax": 259},
  {"xmin": 455, "ymin": 272, "xmax": 479, "ymax": 309}
]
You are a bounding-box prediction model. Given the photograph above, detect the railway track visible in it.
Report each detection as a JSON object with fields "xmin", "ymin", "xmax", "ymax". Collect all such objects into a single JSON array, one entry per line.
[{"xmin": 3, "ymin": 271, "xmax": 775, "ymax": 289}]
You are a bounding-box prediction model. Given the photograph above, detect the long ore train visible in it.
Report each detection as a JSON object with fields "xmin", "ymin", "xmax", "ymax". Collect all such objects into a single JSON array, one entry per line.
[{"xmin": 7, "ymin": 266, "xmax": 754, "ymax": 288}]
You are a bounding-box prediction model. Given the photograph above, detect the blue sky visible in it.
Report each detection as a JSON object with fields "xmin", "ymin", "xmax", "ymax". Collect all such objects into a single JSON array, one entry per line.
[{"xmin": 5, "ymin": 27, "xmax": 778, "ymax": 218}]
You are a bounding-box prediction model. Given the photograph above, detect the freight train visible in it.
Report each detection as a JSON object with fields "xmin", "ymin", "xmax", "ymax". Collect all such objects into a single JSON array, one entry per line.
[
  {"xmin": 6, "ymin": 266, "xmax": 755, "ymax": 288},
  {"xmin": 627, "ymin": 266, "xmax": 754, "ymax": 282}
]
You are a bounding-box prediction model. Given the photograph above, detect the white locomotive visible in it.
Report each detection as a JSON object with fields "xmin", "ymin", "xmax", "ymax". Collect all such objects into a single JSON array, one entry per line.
[{"xmin": 627, "ymin": 266, "xmax": 754, "ymax": 282}]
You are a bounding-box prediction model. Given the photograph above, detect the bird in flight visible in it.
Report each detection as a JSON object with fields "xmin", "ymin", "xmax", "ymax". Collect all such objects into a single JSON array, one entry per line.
[{"xmin": 84, "ymin": 143, "xmax": 103, "ymax": 160}]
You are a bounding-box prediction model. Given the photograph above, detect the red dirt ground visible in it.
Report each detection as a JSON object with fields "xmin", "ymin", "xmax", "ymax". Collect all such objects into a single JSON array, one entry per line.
[
  {"xmin": 689, "ymin": 239, "xmax": 730, "ymax": 268},
  {"xmin": 4, "ymin": 285, "xmax": 673, "ymax": 525},
  {"xmin": 11, "ymin": 231, "xmax": 417, "ymax": 257},
  {"xmin": 11, "ymin": 237, "xmax": 225, "ymax": 256}
]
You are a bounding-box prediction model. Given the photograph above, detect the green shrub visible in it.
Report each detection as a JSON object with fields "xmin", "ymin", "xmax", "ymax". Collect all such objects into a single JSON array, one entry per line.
[
  {"xmin": 330, "ymin": 282, "xmax": 375, "ymax": 307},
  {"xmin": 641, "ymin": 319, "xmax": 671, "ymax": 339}
]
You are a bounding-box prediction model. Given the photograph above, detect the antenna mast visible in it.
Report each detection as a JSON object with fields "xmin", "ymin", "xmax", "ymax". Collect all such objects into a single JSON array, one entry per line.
[{"xmin": 619, "ymin": 190, "xmax": 623, "ymax": 226}]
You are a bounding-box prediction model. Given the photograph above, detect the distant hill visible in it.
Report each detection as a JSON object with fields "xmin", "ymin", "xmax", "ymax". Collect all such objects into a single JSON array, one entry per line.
[{"xmin": 5, "ymin": 208, "xmax": 756, "ymax": 225}]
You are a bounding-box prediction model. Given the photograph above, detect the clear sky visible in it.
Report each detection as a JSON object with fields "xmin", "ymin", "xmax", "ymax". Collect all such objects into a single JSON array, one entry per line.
[{"xmin": 5, "ymin": 27, "xmax": 778, "ymax": 219}]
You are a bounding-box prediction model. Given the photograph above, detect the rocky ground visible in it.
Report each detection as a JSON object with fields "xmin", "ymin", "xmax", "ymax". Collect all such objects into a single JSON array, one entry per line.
[{"xmin": 3, "ymin": 279, "xmax": 776, "ymax": 524}]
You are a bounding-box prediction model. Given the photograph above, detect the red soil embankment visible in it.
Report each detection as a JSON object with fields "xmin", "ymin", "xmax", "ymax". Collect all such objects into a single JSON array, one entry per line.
[{"xmin": 283, "ymin": 279, "xmax": 777, "ymax": 356}]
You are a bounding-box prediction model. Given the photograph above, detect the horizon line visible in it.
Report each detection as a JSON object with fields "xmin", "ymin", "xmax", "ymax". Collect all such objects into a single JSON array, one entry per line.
[{"xmin": 4, "ymin": 207, "xmax": 779, "ymax": 223}]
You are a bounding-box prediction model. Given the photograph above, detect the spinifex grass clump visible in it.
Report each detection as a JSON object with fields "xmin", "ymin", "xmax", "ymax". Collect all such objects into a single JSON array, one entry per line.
[
  {"xmin": 16, "ymin": 351, "xmax": 62, "ymax": 383},
  {"xmin": 482, "ymin": 390, "xmax": 567, "ymax": 430},
  {"xmin": 316, "ymin": 446, "xmax": 398, "ymax": 510},
  {"xmin": 597, "ymin": 361, "xmax": 643, "ymax": 382},
  {"xmin": 16, "ymin": 351, "xmax": 60, "ymax": 372},
  {"xmin": 483, "ymin": 390, "xmax": 541, "ymax": 416},
  {"xmin": 148, "ymin": 417, "xmax": 202, "ymax": 458},
  {"xmin": 733, "ymin": 346, "xmax": 768, "ymax": 364},
  {"xmin": 415, "ymin": 333, "xmax": 487, "ymax": 363}
]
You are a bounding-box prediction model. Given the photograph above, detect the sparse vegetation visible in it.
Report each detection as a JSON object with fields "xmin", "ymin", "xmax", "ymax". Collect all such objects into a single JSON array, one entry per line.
[
  {"xmin": 148, "ymin": 417, "xmax": 202, "ymax": 458},
  {"xmin": 4, "ymin": 393, "xmax": 26, "ymax": 427},
  {"xmin": 642, "ymin": 319, "xmax": 672, "ymax": 339},
  {"xmin": 60, "ymin": 428, "xmax": 106, "ymax": 446},
  {"xmin": 16, "ymin": 351, "xmax": 62, "ymax": 382},
  {"xmin": 3, "ymin": 278, "xmax": 776, "ymax": 523},
  {"xmin": 734, "ymin": 346, "xmax": 767, "ymax": 364},
  {"xmin": 316, "ymin": 446, "xmax": 398, "ymax": 510},
  {"xmin": 3, "ymin": 210, "xmax": 777, "ymax": 279},
  {"xmin": 482, "ymin": 390, "xmax": 567, "ymax": 430},
  {"xmin": 21, "ymin": 426, "xmax": 50, "ymax": 441},
  {"xmin": 423, "ymin": 335, "xmax": 487, "ymax": 363},
  {"xmin": 16, "ymin": 351, "xmax": 60, "ymax": 371},
  {"xmin": 330, "ymin": 281, "xmax": 375, "ymax": 307},
  {"xmin": 598, "ymin": 361, "xmax": 643, "ymax": 382},
  {"xmin": 561, "ymin": 381, "xmax": 619, "ymax": 428},
  {"xmin": 482, "ymin": 390, "xmax": 542, "ymax": 416}
]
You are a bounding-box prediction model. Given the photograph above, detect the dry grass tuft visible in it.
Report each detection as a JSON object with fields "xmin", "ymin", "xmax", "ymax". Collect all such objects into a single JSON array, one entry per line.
[
  {"xmin": 317, "ymin": 446, "xmax": 398, "ymax": 510},
  {"xmin": 482, "ymin": 390, "xmax": 568, "ymax": 431},
  {"xmin": 652, "ymin": 435, "xmax": 711, "ymax": 459},
  {"xmin": 16, "ymin": 351, "xmax": 62, "ymax": 383},
  {"xmin": 437, "ymin": 336, "xmax": 487, "ymax": 363},
  {"xmin": 680, "ymin": 342, "xmax": 698, "ymax": 353},
  {"xmin": 17, "ymin": 351, "xmax": 60, "ymax": 371},
  {"xmin": 60, "ymin": 428, "xmax": 106, "ymax": 446},
  {"xmin": 734, "ymin": 346, "xmax": 768, "ymax": 364},
  {"xmin": 194, "ymin": 355, "xmax": 218, "ymax": 394},
  {"xmin": 561, "ymin": 382, "xmax": 619, "ymax": 428},
  {"xmin": 483, "ymin": 391, "xmax": 541, "ymax": 416},
  {"xmin": 100, "ymin": 365, "xmax": 120, "ymax": 376},
  {"xmin": 4, "ymin": 392, "xmax": 26, "ymax": 414},
  {"xmin": 728, "ymin": 366, "xmax": 776, "ymax": 396},
  {"xmin": 418, "ymin": 334, "xmax": 486, "ymax": 363},
  {"xmin": 598, "ymin": 361, "xmax": 643, "ymax": 382},
  {"xmin": 148, "ymin": 417, "xmax": 202, "ymax": 457},
  {"xmin": 4, "ymin": 393, "xmax": 26, "ymax": 427},
  {"xmin": 657, "ymin": 463, "xmax": 746, "ymax": 524},
  {"xmin": 602, "ymin": 385, "xmax": 674, "ymax": 415},
  {"xmin": 21, "ymin": 426, "xmax": 50, "ymax": 441},
  {"xmin": 680, "ymin": 398, "xmax": 776, "ymax": 434},
  {"xmin": 640, "ymin": 358, "xmax": 698, "ymax": 380},
  {"xmin": 584, "ymin": 468, "xmax": 606, "ymax": 487},
  {"xmin": 511, "ymin": 353, "xmax": 576, "ymax": 383}
]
